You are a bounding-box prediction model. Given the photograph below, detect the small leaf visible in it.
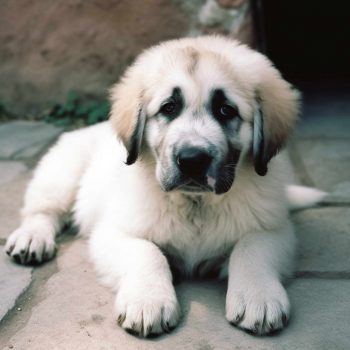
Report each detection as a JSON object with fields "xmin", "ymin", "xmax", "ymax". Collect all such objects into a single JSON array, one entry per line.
[
  {"xmin": 66, "ymin": 90, "xmax": 79, "ymax": 105},
  {"xmin": 54, "ymin": 118, "xmax": 71, "ymax": 126}
]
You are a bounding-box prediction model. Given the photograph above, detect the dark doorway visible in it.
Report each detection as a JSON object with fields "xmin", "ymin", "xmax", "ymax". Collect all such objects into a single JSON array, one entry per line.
[{"xmin": 252, "ymin": 0, "xmax": 350, "ymax": 85}]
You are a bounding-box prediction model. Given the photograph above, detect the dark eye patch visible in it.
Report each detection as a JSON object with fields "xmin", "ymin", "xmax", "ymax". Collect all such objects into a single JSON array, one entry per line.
[
  {"xmin": 158, "ymin": 87, "xmax": 184, "ymax": 120},
  {"xmin": 210, "ymin": 89, "xmax": 240, "ymax": 123}
]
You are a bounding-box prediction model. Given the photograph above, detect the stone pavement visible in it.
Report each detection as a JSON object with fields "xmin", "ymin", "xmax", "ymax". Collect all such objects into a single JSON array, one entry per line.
[{"xmin": 0, "ymin": 92, "xmax": 350, "ymax": 350}]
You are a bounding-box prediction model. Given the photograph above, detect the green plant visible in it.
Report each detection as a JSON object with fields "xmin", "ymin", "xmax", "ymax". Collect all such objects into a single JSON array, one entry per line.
[
  {"xmin": 0, "ymin": 102, "xmax": 14, "ymax": 122},
  {"xmin": 44, "ymin": 90, "xmax": 110, "ymax": 127}
]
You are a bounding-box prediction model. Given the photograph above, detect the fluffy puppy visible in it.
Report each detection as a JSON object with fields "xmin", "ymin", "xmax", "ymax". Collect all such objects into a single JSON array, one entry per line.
[{"xmin": 5, "ymin": 36, "xmax": 324, "ymax": 337}]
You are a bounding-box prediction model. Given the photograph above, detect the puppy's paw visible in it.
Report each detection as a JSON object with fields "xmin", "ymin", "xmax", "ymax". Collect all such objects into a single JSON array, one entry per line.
[
  {"xmin": 226, "ymin": 280, "xmax": 290, "ymax": 335},
  {"xmin": 115, "ymin": 279, "xmax": 180, "ymax": 337},
  {"xmin": 5, "ymin": 226, "xmax": 56, "ymax": 265}
]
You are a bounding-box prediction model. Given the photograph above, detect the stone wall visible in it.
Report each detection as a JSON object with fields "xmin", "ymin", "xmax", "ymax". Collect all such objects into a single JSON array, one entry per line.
[{"xmin": 0, "ymin": 0, "xmax": 254, "ymax": 115}]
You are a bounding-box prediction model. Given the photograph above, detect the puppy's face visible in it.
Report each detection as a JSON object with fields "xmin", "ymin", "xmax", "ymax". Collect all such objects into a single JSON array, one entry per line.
[
  {"xmin": 110, "ymin": 37, "xmax": 300, "ymax": 195},
  {"xmin": 145, "ymin": 53, "xmax": 253, "ymax": 194}
]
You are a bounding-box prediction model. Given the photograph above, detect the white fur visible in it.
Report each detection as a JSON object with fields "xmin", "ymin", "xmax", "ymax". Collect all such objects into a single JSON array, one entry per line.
[
  {"xmin": 5, "ymin": 36, "xmax": 322, "ymax": 337},
  {"xmin": 5, "ymin": 122, "xmax": 295, "ymax": 334},
  {"xmin": 287, "ymin": 185, "xmax": 327, "ymax": 210}
]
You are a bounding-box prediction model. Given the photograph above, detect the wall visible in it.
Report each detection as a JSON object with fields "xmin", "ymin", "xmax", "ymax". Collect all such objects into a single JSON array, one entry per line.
[{"xmin": 0, "ymin": 0, "xmax": 254, "ymax": 115}]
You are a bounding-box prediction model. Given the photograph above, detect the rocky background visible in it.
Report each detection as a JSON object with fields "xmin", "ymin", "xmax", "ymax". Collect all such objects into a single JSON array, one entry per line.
[{"xmin": 0, "ymin": 0, "xmax": 254, "ymax": 116}]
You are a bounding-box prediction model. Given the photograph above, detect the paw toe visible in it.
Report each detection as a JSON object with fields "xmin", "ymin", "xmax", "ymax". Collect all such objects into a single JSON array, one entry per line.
[
  {"xmin": 226, "ymin": 286, "xmax": 290, "ymax": 336},
  {"xmin": 6, "ymin": 228, "xmax": 57, "ymax": 266},
  {"xmin": 115, "ymin": 287, "xmax": 180, "ymax": 337}
]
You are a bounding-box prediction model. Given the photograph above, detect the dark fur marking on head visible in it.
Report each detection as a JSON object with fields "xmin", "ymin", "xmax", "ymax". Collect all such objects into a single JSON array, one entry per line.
[
  {"xmin": 125, "ymin": 107, "xmax": 145, "ymax": 165},
  {"xmin": 252, "ymin": 105, "xmax": 267, "ymax": 176},
  {"xmin": 210, "ymin": 89, "xmax": 240, "ymax": 125},
  {"xmin": 158, "ymin": 87, "xmax": 184, "ymax": 121},
  {"xmin": 252, "ymin": 94, "xmax": 283, "ymax": 176},
  {"xmin": 215, "ymin": 145, "xmax": 241, "ymax": 195}
]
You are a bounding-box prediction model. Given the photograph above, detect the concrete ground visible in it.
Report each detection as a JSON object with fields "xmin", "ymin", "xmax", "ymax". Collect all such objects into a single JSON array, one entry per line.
[{"xmin": 0, "ymin": 90, "xmax": 350, "ymax": 350}]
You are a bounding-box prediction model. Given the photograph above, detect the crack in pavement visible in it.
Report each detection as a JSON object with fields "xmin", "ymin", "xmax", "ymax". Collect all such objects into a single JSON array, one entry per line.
[
  {"xmin": 0, "ymin": 234, "xmax": 77, "ymax": 346},
  {"xmin": 0, "ymin": 257, "xmax": 59, "ymax": 346},
  {"xmin": 296, "ymin": 271, "xmax": 350, "ymax": 279}
]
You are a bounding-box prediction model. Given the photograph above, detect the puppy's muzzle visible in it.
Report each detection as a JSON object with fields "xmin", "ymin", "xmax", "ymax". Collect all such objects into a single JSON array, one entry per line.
[{"xmin": 176, "ymin": 147, "xmax": 213, "ymax": 180}]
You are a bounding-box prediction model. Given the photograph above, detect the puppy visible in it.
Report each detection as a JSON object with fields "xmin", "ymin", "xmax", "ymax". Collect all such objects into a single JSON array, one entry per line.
[{"xmin": 5, "ymin": 36, "xmax": 324, "ymax": 337}]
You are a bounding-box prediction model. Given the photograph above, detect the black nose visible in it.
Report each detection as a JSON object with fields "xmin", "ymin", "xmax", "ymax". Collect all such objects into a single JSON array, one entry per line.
[{"xmin": 176, "ymin": 148, "xmax": 213, "ymax": 178}]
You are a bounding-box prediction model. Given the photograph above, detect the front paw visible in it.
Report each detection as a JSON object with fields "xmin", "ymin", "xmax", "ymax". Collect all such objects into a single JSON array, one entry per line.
[
  {"xmin": 5, "ymin": 226, "xmax": 56, "ymax": 265},
  {"xmin": 226, "ymin": 280, "xmax": 290, "ymax": 335},
  {"xmin": 115, "ymin": 279, "xmax": 181, "ymax": 337}
]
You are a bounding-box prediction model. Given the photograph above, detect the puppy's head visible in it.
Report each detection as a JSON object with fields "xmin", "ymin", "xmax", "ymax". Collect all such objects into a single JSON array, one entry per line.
[{"xmin": 110, "ymin": 37, "xmax": 300, "ymax": 195}]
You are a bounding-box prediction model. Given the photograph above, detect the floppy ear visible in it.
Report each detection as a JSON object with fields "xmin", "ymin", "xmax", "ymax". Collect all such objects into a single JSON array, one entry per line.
[
  {"xmin": 109, "ymin": 72, "xmax": 146, "ymax": 165},
  {"xmin": 253, "ymin": 72, "xmax": 300, "ymax": 176}
]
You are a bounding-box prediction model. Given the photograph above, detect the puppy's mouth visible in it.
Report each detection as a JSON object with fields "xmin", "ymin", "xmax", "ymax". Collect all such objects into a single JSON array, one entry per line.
[
  {"xmin": 176, "ymin": 178, "xmax": 214, "ymax": 194},
  {"xmin": 164, "ymin": 169, "xmax": 235, "ymax": 195}
]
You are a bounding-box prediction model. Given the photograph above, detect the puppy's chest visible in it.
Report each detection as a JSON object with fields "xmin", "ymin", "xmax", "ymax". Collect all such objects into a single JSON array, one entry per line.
[
  {"xmin": 151, "ymin": 196, "xmax": 238, "ymax": 272},
  {"xmin": 162, "ymin": 196, "xmax": 219, "ymax": 235}
]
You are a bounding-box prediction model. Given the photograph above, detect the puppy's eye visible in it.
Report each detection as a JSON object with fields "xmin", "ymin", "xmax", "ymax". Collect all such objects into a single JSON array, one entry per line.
[
  {"xmin": 160, "ymin": 101, "xmax": 176, "ymax": 115},
  {"xmin": 219, "ymin": 104, "xmax": 239, "ymax": 119}
]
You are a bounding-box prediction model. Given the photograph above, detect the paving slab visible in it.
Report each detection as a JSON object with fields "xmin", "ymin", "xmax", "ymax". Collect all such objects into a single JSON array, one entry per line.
[
  {"xmin": 0, "ymin": 252, "xmax": 32, "ymax": 323},
  {"xmin": 1, "ymin": 238, "xmax": 350, "ymax": 350},
  {"xmin": 295, "ymin": 89, "xmax": 350, "ymax": 140},
  {"xmin": 293, "ymin": 207, "xmax": 350, "ymax": 273},
  {"xmin": 0, "ymin": 121, "xmax": 63, "ymax": 160},
  {"xmin": 294, "ymin": 139, "xmax": 350, "ymax": 192},
  {"xmin": 0, "ymin": 162, "xmax": 27, "ymax": 186},
  {"xmin": 293, "ymin": 89, "xmax": 350, "ymax": 198},
  {"xmin": 295, "ymin": 112, "xmax": 350, "ymax": 140},
  {"xmin": 325, "ymin": 181, "xmax": 350, "ymax": 204},
  {"xmin": 0, "ymin": 171, "xmax": 33, "ymax": 240}
]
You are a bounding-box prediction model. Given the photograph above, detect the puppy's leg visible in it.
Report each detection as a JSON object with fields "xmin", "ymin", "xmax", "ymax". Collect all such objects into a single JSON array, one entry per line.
[
  {"xmin": 226, "ymin": 222, "xmax": 296, "ymax": 335},
  {"xmin": 5, "ymin": 131, "xmax": 91, "ymax": 264},
  {"xmin": 90, "ymin": 227, "xmax": 180, "ymax": 337}
]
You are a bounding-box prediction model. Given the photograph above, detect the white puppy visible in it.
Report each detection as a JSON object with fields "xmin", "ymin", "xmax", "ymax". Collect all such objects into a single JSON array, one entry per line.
[{"xmin": 5, "ymin": 36, "xmax": 325, "ymax": 337}]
